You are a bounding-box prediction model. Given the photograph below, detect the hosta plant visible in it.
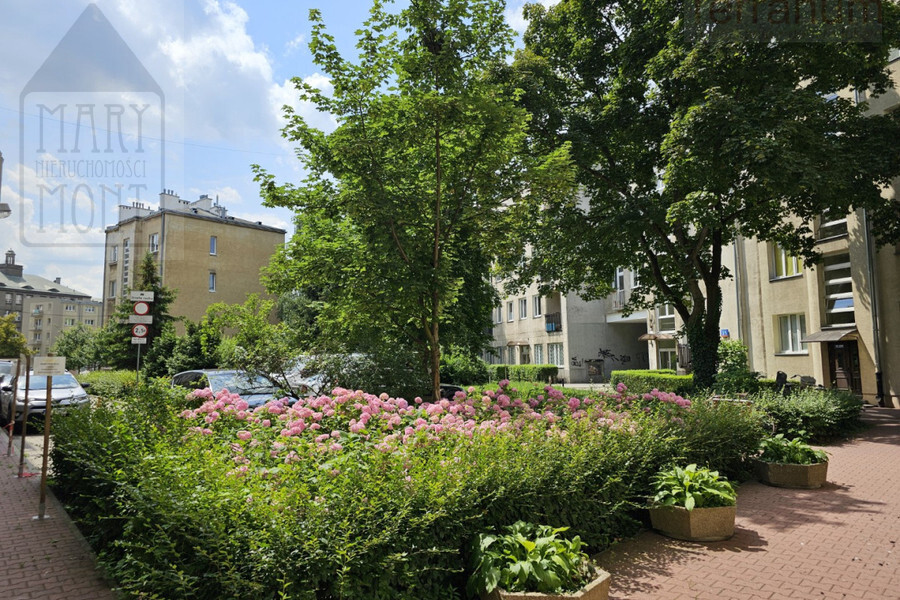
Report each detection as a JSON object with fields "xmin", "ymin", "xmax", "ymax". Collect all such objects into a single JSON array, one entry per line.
[
  {"xmin": 651, "ymin": 464, "xmax": 737, "ymax": 510},
  {"xmin": 467, "ymin": 521, "xmax": 596, "ymax": 597},
  {"xmin": 758, "ymin": 433, "xmax": 828, "ymax": 465}
]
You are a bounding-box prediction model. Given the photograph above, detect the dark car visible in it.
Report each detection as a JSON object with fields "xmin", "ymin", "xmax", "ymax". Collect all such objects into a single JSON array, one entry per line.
[
  {"xmin": 172, "ymin": 369, "xmax": 279, "ymax": 408},
  {"xmin": 0, "ymin": 371, "xmax": 90, "ymax": 425}
]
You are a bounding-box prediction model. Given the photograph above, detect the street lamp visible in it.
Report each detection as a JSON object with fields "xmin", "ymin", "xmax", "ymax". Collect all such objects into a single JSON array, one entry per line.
[{"xmin": 0, "ymin": 150, "xmax": 9, "ymax": 219}]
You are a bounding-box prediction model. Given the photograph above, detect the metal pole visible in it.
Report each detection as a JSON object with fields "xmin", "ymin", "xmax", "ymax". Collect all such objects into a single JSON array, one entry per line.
[
  {"xmin": 17, "ymin": 355, "xmax": 31, "ymax": 478},
  {"xmin": 136, "ymin": 343, "xmax": 141, "ymax": 386},
  {"xmin": 36, "ymin": 373, "xmax": 52, "ymax": 519},
  {"xmin": 5, "ymin": 358, "xmax": 18, "ymax": 456}
]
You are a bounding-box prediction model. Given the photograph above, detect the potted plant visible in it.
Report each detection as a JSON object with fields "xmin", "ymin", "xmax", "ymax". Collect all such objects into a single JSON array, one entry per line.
[
  {"xmin": 648, "ymin": 464, "xmax": 737, "ymax": 542},
  {"xmin": 467, "ymin": 521, "xmax": 611, "ymax": 600},
  {"xmin": 754, "ymin": 433, "xmax": 829, "ymax": 489}
]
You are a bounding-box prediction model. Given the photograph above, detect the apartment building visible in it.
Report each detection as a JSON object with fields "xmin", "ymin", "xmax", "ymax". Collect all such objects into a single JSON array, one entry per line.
[
  {"xmin": 489, "ymin": 276, "xmax": 648, "ymax": 384},
  {"xmin": 0, "ymin": 250, "xmax": 101, "ymax": 354},
  {"xmin": 102, "ymin": 190, "xmax": 286, "ymax": 329}
]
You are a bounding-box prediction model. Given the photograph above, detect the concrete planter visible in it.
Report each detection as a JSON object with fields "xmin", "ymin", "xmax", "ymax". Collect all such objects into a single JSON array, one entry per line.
[
  {"xmin": 480, "ymin": 568, "xmax": 611, "ymax": 600},
  {"xmin": 648, "ymin": 504, "xmax": 736, "ymax": 542},
  {"xmin": 754, "ymin": 459, "xmax": 828, "ymax": 489}
]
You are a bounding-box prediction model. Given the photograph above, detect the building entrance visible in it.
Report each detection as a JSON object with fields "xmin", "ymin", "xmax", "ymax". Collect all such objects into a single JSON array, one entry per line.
[{"xmin": 828, "ymin": 340, "xmax": 861, "ymax": 395}]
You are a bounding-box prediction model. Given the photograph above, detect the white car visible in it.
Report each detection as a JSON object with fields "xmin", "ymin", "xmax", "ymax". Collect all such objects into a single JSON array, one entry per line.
[{"xmin": 0, "ymin": 371, "xmax": 91, "ymax": 425}]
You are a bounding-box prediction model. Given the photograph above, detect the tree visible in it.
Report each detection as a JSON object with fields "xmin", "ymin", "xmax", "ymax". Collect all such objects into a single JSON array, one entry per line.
[
  {"xmin": 101, "ymin": 252, "xmax": 177, "ymax": 369},
  {"xmin": 502, "ymin": 0, "xmax": 900, "ymax": 388},
  {"xmin": 51, "ymin": 324, "xmax": 101, "ymax": 371},
  {"xmin": 254, "ymin": 0, "xmax": 567, "ymax": 399},
  {"xmin": 0, "ymin": 314, "xmax": 28, "ymax": 358}
]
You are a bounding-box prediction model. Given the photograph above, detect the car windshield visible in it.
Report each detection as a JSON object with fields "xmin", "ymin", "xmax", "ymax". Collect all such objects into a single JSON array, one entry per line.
[
  {"xmin": 19, "ymin": 374, "xmax": 81, "ymax": 390},
  {"xmin": 206, "ymin": 372, "xmax": 274, "ymax": 396}
]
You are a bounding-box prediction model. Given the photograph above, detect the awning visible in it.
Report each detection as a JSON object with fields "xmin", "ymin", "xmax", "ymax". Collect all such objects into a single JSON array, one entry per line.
[
  {"xmin": 505, "ymin": 340, "xmax": 530, "ymax": 346},
  {"xmin": 638, "ymin": 333, "xmax": 675, "ymax": 341},
  {"xmin": 800, "ymin": 328, "xmax": 857, "ymax": 343}
]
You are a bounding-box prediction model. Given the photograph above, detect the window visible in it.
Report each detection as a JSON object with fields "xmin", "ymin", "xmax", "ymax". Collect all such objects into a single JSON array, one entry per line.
[
  {"xmin": 5, "ymin": 293, "xmax": 12, "ymax": 304},
  {"xmin": 85, "ymin": 319, "xmax": 95, "ymax": 326},
  {"xmin": 85, "ymin": 306, "xmax": 95, "ymax": 313},
  {"xmin": 110, "ymin": 245, "xmax": 118, "ymax": 263},
  {"xmin": 534, "ymin": 343, "xmax": 544, "ymax": 364},
  {"xmin": 778, "ymin": 314, "xmax": 808, "ymax": 354},
  {"xmin": 613, "ymin": 267, "xmax": 626, "ymax": 291},
  {"xmin": 657, "ymin": 304, "xmax": 676, "ymax": 333},
  {"xmin": 824, "ymin": 253, "xmax": 854, "ymax": 326},
  {"xmin": 508, "ymin": 346, "xmax": 517, "ymax": 364},
  {"xmin": 772, "ymin": 245, "xmax": 801, "ymax": 279},
  {"xmin": 210, "ymin": 235, "xmax": 218, "ymax": 255},
  {"xmin": 658, "ymin": 347, "xmax": 677, "ymax": 370},
  {"xmin": 65, "ymin": 304, "xmax": 75, "ymax": 311},
  {"xmin": 518, "ymin": 298, "xmax": 527, "ymax": 319},
  {"xmin": 122, "ymin": 238, "xmax": 131, "ymax": 287},
  {"xmin": 632, "ymin": 270, "xmax": 640, "ymax": 288},
  {"xmin": 34, "ymin": 319, "xmax": 42, "ymax": 328},
  {"xmin": 533, "ymin": 295, "xmax": 542, "ymax": 317},
  {"xmin": 507, "ymin": 301, "xmax": 514, "ymax": 322},
  {"xmin": 818, "ymin": 210, "xmax": 848, "ymax": 240},
  {"xmin": 548, "ymin": 343, "xmax": 564, "ymax": 367},
  {"xmin": 64, "ymin": 318, "xmax": 75, "ymax": 326},
  {"xmin": 520, "ymin": 345, "xmax": 531, "ymax": 364},
  {"xmin": 15, "ymin": 294, "xmax": 22, "ymax": 305},
  {"xmin": 494, "ymin": 306, "xmax": 503, "ymax": 324},
  {"xmin": 208, "ymin": 272, "xmax": 217, "ymax": 292},
  {"xmin": 33, "ymin": 333, "xmax": 41, "ymax": 342},
  {"xmin": 149, "ymin": 233, "xmax": 160, "ymax": 253},
  {"xmin": 109, "ymin": 281, "xmax": 117, "ymax": 298}
]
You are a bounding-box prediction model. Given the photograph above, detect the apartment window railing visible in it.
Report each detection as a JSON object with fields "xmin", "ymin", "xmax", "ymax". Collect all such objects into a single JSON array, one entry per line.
[
  {"xmin": 612, "ymin": 289, "xmax": 631, "ymax": 311},
  {"xmin": 545, "ymin": 312, "xmax": 563, "ymax": 333}
]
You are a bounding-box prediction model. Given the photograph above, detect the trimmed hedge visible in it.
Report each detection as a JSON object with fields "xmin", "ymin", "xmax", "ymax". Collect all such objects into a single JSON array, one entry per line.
[
  {"xmin": 487, "ymin": 364, "xmax": 558, "ymax": 382},
  {"xmin": 610, "ymin": 370, "xmax": 694, "ymax": 395},
  {"xmin": 751, "ymin": 387, "xmax": 864, "ymax": 441}
]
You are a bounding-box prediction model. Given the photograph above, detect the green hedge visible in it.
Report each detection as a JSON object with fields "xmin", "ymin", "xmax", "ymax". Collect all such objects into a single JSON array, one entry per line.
[
  {"xmin": 609, "ymin": 370, "xmax": 694, "ymax": 395},
  {"xmin": 76, "ymin": 369, "xmax": 137, "ymax": 399},
  {"xmin": 486, "ymin": 364, "xmax": 558, "ymax": 382}
]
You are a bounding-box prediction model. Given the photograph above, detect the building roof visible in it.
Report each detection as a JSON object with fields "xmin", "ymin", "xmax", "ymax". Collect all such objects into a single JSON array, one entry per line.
[
  {"xmin": 105, "ymin": 207, "xmax": 286, "ymax": 235},
  {"xmin": 0, "ymin": 271, "xmax": 91, "ymax": 299}
]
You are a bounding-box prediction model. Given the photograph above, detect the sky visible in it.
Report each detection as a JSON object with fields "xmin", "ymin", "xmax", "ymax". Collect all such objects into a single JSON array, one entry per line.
[{"xmin": 0, "ymin": 0, "xmax": 551, "ymax": 300}]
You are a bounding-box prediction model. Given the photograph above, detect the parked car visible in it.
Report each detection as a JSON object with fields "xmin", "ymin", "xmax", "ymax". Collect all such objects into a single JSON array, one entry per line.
[
  {"xmin": 0, "ymin": 371, "xmax": 91, "ymax": 425},
  {"xmin": 171, "ymin": 369, "xmax": 280, "ymax": 408},
  {"xmin": 0, "ymin": 360, "xmax": 15, "ymax": 385}
]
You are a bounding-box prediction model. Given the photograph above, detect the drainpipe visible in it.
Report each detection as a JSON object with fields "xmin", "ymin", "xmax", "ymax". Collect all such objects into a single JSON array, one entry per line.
[{"xmin": 862, "ymin": 208, "xmax": 884, "ymax": 405}]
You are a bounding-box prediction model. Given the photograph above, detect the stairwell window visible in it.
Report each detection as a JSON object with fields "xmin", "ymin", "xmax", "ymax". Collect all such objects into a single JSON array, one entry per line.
[
  {"xmin": 824, "ymin": 254, "xmax": 854, "ymax": 326},
  {"xmin": 518, "ymin": 298, "xmax": 528, "ymax": 319},
  {"xmin": 149, "ymin": 233, "xmax": 160, "ymax": 254},
  {"xmin": 777, "ymin": 314, "xmax": 808, "ymax": 354},
  {"xmin": 507, "ymin": 301, "xmax": 514, "ymax": 322},
  {"xmin": 533, "ymin": 295, "xmax": 542, "ymax": 317},
  {"xmin": 210, "ymin": 235, "xmax": 217, "ymax": 255},
  {"xmin": 209, "ymin": 272, "xmax": 217, "ymax": 292},
  {"xmin": 657, "ymin": 304, "xmax": 677, "ymax": 333}
]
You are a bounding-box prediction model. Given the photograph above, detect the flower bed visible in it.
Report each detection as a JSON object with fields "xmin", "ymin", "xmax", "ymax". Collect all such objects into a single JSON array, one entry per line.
[{"xmin": 51, "ymin": 381, "xmax": 766, "ymax": 600}]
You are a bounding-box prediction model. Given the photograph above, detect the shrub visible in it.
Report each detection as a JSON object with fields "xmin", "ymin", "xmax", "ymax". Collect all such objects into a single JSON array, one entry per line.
[
  {"xmin": 758, "ymin": 434, "xmax": 828, "ymax": 465},
  {"xmin": 468, "ymin": 522, "xmax": 595, "ymax": 596},
  {"xmin": 610, "ymin": 370, "xmax": 694, "ymax": 395},
  {"xmin": 486, "ymin": 364, "xmax": 509, "ymax": 381},
  {"xmin": 715, "ymin": 339, "xmax": 759, "ymax": 394},
  {"xmin": 50, "ymin": 379, "xmax": 770, "ymax": 599},
  {"xmin": 751, "ymin": 387, "xmax": 864, "ymax": 441},
  {"xmin": 76, "ymin": 370, "xmax": 137, "ymax": 399},
  {"xmin": 508, "ymin": 364, "xmax": 558, "ymax": 382},
  {"xmin": 651, "ymin": 464, "xmax": 737, "ymax": 510},
  {"xmin": 440, "ymin": 349, "xmax": 489, "ymax": 386}
]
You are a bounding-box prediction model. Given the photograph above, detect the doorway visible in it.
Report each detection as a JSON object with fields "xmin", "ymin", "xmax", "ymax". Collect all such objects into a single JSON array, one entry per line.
[{"xmin": 827, "ymin": 340, "xmax": 861, "ymax": 395}]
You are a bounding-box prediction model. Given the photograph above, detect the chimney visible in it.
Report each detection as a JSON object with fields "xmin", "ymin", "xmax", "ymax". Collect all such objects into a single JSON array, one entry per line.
[{"xmin": 54, "ymin": 277, "xmax": 61, "ymax": 284}]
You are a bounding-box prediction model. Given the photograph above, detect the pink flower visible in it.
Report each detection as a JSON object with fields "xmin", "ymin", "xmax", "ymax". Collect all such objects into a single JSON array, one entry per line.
[
  {"xmin": 616, "ymin": 382, "xmax": 627, "ymax": 393},
  {"xmin": 237, "ymin": 431, "xmax": 252, "ymax": 441}
]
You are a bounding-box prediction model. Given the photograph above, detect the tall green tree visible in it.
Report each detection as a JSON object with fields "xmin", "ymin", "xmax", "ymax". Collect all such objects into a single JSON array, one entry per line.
[
  {"xmin": 255, "ymin": 0, "xmax": 568, "ymax": 399},
  {"xmin": 502, "ymin": 0, "xmax": 900, "ymax": 388},
  {"xmin": 0, "ymin": 314, "xmax": 28, "ymax": 358},
  {"xmin": 51, "ymin": 323, "xmax": 102, "ymax": 372},
  {"xmin": 100, "ymin": 252, "xmax": 176, "ymax": 369}
]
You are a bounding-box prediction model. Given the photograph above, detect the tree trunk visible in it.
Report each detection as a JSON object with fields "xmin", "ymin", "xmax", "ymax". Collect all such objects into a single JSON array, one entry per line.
[{"xmin": 686, "ymin": 318, "xmax": 718, "ymax": 391}]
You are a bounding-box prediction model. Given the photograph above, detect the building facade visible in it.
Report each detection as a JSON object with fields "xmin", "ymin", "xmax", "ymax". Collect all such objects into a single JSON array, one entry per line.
[
  {"xmin": 102, "ymin": 190, "xmax": 286, "ymax": 329},
  {"xmin": 489, "ymin": 276, "xmax": 648, "ymax": 384},
  {"xmin": 0, "ymin": 250, "xmax": 101, "ymax": 355}
]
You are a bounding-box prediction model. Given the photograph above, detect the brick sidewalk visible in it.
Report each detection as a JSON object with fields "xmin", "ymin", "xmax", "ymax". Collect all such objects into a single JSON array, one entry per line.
[
  {"xmin": 0, "ymin": 436, "xmax": 117, "ymax": 600},
  {"xmin": 597, "ymin": 407, "xmax": 900, "ymax": 600}
]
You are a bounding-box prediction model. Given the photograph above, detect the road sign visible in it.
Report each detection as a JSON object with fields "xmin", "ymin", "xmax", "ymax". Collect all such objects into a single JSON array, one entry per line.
[
  {"xmin": 132, "ymin": 324, "xmax": 149, "ymax": 338},
  {"xmin": 32, "ymin": 356, "xmax": 66, "ymax": 376},
  {"xmin": 133, "ymin": 301, "xmax": 150, "ymax": 315},
  {"xmin": 128, "ymin": 315, "xmax": 153, "ymax": 324},
  {"xmin": 130, "ymin": 290, "xmax": 155, "ymax": 302},
  {"xmin": 131, "ymin": 337, "xmax": 148, "ymax": 345}
]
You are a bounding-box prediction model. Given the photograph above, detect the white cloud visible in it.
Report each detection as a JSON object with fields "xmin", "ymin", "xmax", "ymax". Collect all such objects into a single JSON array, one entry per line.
[{"xmin": 284, "ymin": 33, "xmax": 306, "ymax": 56}]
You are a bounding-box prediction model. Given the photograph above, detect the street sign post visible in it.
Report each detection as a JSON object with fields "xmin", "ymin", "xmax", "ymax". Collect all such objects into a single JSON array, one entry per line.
[
  {"xmin": 32, "ymin": 355, "xmax": 66, "ymax": 520},
  {"xmin": 131, "ymin": 294, "xmax": 154, "ymax": 384},
  {"xmin": 130, "ymin": 290, "xmax": 155, "ymax": 302}
]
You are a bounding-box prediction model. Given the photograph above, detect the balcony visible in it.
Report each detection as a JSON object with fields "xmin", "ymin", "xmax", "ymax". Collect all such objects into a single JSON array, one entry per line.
[
  {"xmin": 545, "ymin": 312, "xmax": 562, "ymax": 333},
  {"xmin": 612, "ymin": 288, "xmax": 631, "ymax": 311},
  {"xmin": 32, "ymin": 308, "xmax": 43, "ymax": 316}
]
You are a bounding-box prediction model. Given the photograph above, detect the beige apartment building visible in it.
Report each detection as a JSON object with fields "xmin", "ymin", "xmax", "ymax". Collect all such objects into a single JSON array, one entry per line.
[
  {"xmin": 102, "ymin": 190, "xmax": 286, "ymax": 329},
  {"xmin": 489, "ymin": 275, "xmax": 648, "ymax": 383},
  {"xmin": 0, "ymin": 250, "xmax": 101, "ymax": 355}
]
